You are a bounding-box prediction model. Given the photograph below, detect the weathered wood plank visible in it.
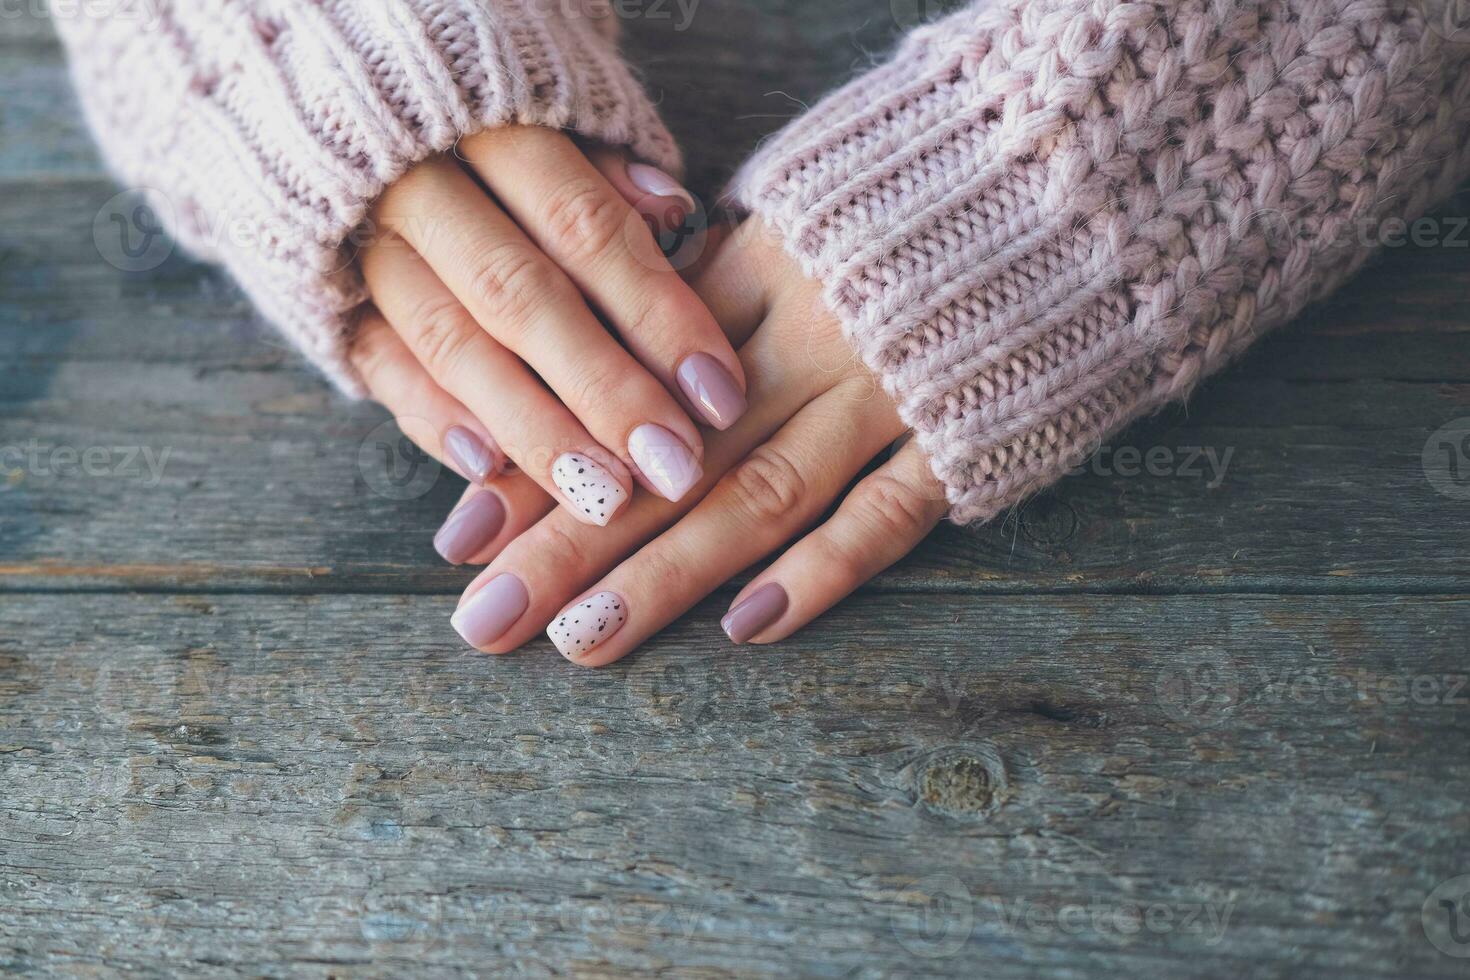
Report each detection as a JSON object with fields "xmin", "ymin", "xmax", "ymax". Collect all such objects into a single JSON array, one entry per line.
[{"xmin": 3, "ymin": 592, "xmax": 1468, "ymax": 977}]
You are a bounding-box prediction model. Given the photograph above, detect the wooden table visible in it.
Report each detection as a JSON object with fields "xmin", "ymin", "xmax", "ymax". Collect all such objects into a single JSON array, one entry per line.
[{"xmin": 4, "ymin": 4, "xmax": 1469, "ymax": 976}]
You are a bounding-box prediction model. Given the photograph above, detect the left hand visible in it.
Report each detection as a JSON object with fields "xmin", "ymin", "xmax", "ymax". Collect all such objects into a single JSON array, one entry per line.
[{"xmin": 447, "ymin": 219, "xmax": 951, "ymax": 665}]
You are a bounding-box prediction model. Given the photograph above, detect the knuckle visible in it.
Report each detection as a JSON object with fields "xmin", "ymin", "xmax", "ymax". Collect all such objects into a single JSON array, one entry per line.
[
  {"xmin": 523, "ymin": 521, "xmax": 587, "ymax": 581},
  {"xmin": 724, "ymin": 446, "xmax": 807, "ymax": 527},
  {"xmin": 408, "ymin": 296, "xmax": 479, "ymax": 375},
  {"xmin": 541, "ymin": 179, "xmax": 625, "ymax": 263},
  {"xmin": 468, "ymin": 242, "xmax": 561, "ymax": 328},
  {"xmin": 854, "ymin": 474, "xmax": 935, "ymax": 539},
  {"xmin": 630, "ymin": 545, "xmax": 686, "ymax": 599},
  {"xmin": 564, "ymin": 355, "xmax": 626, "ymax": 416},
  {"xmin": 349, "ymin": 326, "xmax": 398, "ymax": 388}
]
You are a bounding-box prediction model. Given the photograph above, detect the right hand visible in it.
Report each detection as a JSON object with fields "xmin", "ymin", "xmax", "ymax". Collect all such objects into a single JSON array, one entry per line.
[{"xmin": 346, "ymin": 126, "xmax": 748, "ymax": 544}]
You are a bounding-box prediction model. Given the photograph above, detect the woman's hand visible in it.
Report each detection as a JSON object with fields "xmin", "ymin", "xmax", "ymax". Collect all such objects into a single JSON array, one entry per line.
[
  {"xmin": 447, "ymin": 220, "xmax": 951, "ymax": 664},
  {"xmin": 345, "ymin": 127, "xmax": 748, "ymax": 536}
]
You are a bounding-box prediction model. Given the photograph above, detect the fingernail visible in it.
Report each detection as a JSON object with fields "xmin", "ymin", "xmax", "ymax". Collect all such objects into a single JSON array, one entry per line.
[
  {"xmin": 433, "ymin": 491, "xmax": 507, "ymax": 565},
  {"xmin": 445, "ymin": 426, "xmax": 499, "ymax": 484},
  {"xmin": 548, "ymin": 591, "xmax": 627, "ymax": 659},
  {"xmin": 627, "ymin": 163, "xmax": 696, "ymax": 214},
  {"xmin": 628, "ymin": 424, "xmax": 703, "ymax": 502},
  {"xmin": 677, "ymin": 353, "xmax": 748, "ymax": 430},
  {"xmin": 721, "ymin": 583, "xmax": 789, "ymax": 645},
  {"xmin": 451, "ymin": 573, "xmax": 529, "ymax": 649},
  {"xmin": 552, "ymin": 453, "xmax": 629, "ymax": 526}
]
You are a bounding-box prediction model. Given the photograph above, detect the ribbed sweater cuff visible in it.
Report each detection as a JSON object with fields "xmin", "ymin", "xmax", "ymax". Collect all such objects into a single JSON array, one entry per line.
[
  {"xmin": 731, "ymin": 0, "xmax": 1470, "ymax": 525},
  {"xmin": 57, "ymin": 1, "xmax": 681, "ymax": 397}
]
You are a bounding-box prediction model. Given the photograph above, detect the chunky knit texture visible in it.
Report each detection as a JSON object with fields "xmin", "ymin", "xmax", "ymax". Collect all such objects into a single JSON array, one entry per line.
[
  {"xmin": 733, "ymin": 0, "xmax": 1470, "ymax": 523},
  {"xmin": 55, "ymin": 0, "xmax": 680, "ymax": 396}
]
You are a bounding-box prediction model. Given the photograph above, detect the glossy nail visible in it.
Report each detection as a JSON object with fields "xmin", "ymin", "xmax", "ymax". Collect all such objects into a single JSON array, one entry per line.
[
  {"xmin": 628, "ymin": 424, "xmax": 703, "ymax": 502},
  {"xmin": 553, "ymin": 452, "xmax": 629, "ymax": 526},
  {"xmin": 721, "ymin": 583, "xmax": 789, "ymax": 645},
  {"xmin": 677, "ymin": 353, "xmax": 748, "ymax": 430},
  {"xmin": 445, "ymin": 426, "xmax": 499, "ymax": 484},
  {"xmin": 627, "ymin": 163, "xmax": 696, "ymax": 214},
  {"xmin": 433, "ymin": 492, "xmax": 507, "ymax": 565},
  {"xmin": 548, "ymin": 591, "xmax": 627, "ymax": 659},
  {"xmin": 451, "ymin": 574, "xmax": 529, "ymax": 649}
]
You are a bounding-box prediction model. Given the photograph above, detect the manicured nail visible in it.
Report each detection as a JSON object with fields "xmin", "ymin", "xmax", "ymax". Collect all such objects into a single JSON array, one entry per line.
[
  {"xmin": 627, "ymin": 163, "xmax": 696, "ymax": 214},
  {"xmin": 451, "ymin": 574, "xmax": 529, "ymax": 649},
  {"xmin": 552, "ymin": 452, "xmax": 629, "ymax": 526},
  {"xmin": 445, "ymin": 426, "xmax": 499, "ymax": 484},
  {"xmin": 677, "ymin": 353, "xmax": 748, "ymax": 430},
  {"xmin": 548, "ymin": 591, "xmax": 627, "ymax": 659},
  {"xmin": 628, "ymin": 424, "xmax": 702, "ymax": 502},
  {"xmin": 721, "ymin": 583, "xmax": 789, "ymax": 645},
  {"xmin": 433, "ymin": 492, "xmax": 507, "ymax": 565}
]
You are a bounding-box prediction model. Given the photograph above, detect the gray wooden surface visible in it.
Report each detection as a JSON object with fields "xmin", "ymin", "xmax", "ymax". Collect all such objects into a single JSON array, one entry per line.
[{"xmin": 4, "ymin": 3, "xmax": 1470, "ymax": 977}]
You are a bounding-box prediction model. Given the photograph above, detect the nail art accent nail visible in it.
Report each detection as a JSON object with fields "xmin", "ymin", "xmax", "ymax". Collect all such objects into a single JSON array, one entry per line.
[
  {"xmin": 552, "ymin": 453, "xmax": 628, "ymax": 526},
  {"xmin": 628, "ymin": 424, "xmax": 703, "ymax": 502},
  {"xmin": 677, "ymin": 353, "xmax": 748, "ymax": 430},
  {"xmin": 445, "ymin": 426, "xmax": 498, "ymax": 484},
  {"xmin": 434, "ymin": 491, "xmax": 507, "ymax": 565},
  {"xmin": 626, "ymin": 163, "xmax": 697, "ymax": 214},
  {"xmin": 548, "ymin": 591, "xmax": 627, "ymax": 659},
  {"xmin": 721, "ymin": 583, "xmax": 789, "ymax": 644},
  {"xmin": 451, "ymin": 574, "xmax": 529, "ymax": 649}
]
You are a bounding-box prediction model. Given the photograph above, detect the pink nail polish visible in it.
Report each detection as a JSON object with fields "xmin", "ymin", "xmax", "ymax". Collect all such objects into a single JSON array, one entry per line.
[
  {"xmin": 547, "ymin": 591, "xmax": 627, "ymax": 659},
  {"xmin": 626, "ymin": 163, "xmax": 696, "ymax": 214},
  {"xmin": 677, "ymin": 353, "xmax": 748, "ymax": 430},
  {"xmin": 445, "ymin": 426, "xmax": 499, "ymax": 484},
  {"xmin": 628, "ymin": 425, "xmax": 702, "ymax": 502},
  {"xmin": 721, "ymin": 583, "xmax": 789, "ymax": 644},
  {"xmin": 451, "ymin": 574, "xmax": 529, "ymax": 649},
  {"xmin": 434, "ymin": 492, "xmax": 507, "ymax": 565},
  {"xmin": 552, "ymin": 453, "xmax": 628, "ymax": 526}
]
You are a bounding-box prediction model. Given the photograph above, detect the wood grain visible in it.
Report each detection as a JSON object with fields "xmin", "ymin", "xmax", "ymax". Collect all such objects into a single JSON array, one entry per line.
[{"xmin": 3, "ymin": 2, "xmax": 1470, "ymax": 976}]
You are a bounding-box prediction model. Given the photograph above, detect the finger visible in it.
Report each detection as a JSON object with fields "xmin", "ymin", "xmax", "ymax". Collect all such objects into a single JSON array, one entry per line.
[
  {"xmin": 584, "ymin": 143, "xmax": 694, "ymax": 234},
  {"xmin": 349, "ymin": 311, "xmax": 503, "ymax": 485},
  {"xmin": 546, "ymin": 383, "xmax": 906, "ymax": 667},
  {"xmin": 721, "ymin": 438, "xmax": 947, "ymax": 645},
  {"xmin": 433, "ymin": 477, "xmax": 556, "ymax": 567},
  {"xmin": 448, "ymin": 313, "xmax": 832, "ymax": 653},
  {"xmin": 459, "ymin": 128, "xmax": 749, "ymax": 434},
  {"xmin": 688, "ymin": 221, "xmax": 775, "ymax": 349},
  {"xmin": 378, "ymin": 158, "xmax": 709, "ymax": 499},
  {"xmin": 361, "ymin": 234, "xmax": 635, "ymax": 527}
]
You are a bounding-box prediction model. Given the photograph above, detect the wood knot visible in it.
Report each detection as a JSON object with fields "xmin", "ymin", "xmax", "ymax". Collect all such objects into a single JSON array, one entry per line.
[
  {"xmin": 1019, "ymin": 495, "xmax": 1078, "ymax": 546},
  {"xmin": 916, "ymin": 748, "xmax": 1008, "ymax": 818}
]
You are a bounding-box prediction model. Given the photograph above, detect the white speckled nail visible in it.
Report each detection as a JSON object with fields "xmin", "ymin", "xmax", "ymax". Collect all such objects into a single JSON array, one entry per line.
[
  {"xmin": 552, "ymin": 453, "xmax": 628, "ymax": 526},
  {"xmin": 548, "ymin": 591, "xmax": 627, "ymax": 659}
]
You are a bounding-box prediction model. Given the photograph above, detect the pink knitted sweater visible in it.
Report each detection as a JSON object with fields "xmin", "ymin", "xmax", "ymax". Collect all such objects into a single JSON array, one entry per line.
[{"xmin": 59, "ymin": 1, "xmax": 1470, "ymax": 524}]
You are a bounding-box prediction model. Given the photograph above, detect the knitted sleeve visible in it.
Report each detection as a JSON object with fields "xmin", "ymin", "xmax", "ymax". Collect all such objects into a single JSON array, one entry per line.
[
  {"xmin": 731, "ymin": 0, "xmax": 1470, "ymax": 525},
  {"xmin": 56, "ymin": 0, "xmax": 680, "ymax": 396}
]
